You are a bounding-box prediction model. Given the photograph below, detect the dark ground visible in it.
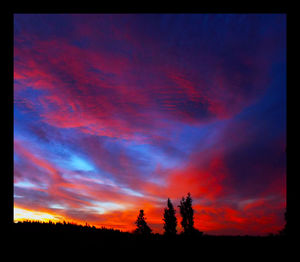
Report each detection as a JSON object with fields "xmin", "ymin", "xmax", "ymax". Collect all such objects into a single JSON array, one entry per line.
[{"xmin": 8, "ymin": 221, "xmax": 292, "ymax": 259}]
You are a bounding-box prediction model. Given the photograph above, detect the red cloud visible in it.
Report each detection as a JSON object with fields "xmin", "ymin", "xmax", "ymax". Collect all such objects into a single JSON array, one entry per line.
[{"xmin": 14, "ymin": 26, "xmax": 272, "ymax": 143}]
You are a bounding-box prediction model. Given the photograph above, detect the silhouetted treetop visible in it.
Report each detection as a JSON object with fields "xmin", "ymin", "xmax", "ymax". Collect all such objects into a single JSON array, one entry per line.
[
  {"xmin": 134, "ymin": 209, "xmax": 152, "ymax": 235},
  {"xmin": 163, "ymin": 198, "xmax": 177, "ymax": 236},
  {"xmin": 178, "ymin": 192, "xmax": 195, "ymax": 235}
]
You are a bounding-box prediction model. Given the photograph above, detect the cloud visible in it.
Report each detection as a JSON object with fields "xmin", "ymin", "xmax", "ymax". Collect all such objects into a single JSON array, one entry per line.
[{"xmin": 14, "ymin": 14, "xmax": 284, "ymax": 141}]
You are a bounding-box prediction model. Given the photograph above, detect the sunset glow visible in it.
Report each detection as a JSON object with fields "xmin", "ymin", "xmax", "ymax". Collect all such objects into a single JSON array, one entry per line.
[
  {"xmin": 14, "ymin": 207, "xmax": 65, "ymax": 223},
  {"xmin": 14, "ymin": 14, "xmax": 286, "ymax": 235}
]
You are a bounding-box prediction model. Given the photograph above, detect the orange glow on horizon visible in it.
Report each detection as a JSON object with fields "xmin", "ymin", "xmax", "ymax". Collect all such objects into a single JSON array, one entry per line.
[
  {"xmin": 13, "ymin": 206, "xmax": 136, "ymax": 231},
  {"xmin": 14, "ymin": 206, "xmax": 65, "ymax": 223}
]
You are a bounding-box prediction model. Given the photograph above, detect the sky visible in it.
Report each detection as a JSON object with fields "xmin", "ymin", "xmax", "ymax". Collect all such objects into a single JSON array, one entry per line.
[{"xmin": 13, "ymin": 14, "xmax": 286, "ymax": 235}]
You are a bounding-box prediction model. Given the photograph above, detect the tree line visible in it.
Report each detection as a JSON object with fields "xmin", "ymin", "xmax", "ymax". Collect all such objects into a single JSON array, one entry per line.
[
  {"xmin": 134, "ymin": 192, "xmax": 203, "ymax": 236},
  {"xmin": 14, "ymin": 191, "xmax": 288, "ymax": 238}
]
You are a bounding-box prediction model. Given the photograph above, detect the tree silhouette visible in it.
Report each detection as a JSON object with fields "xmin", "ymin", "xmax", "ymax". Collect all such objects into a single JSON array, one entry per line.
[
  {"xmin": 178, "ymin": 192, "xmax": 195, "ymax": 235},
  {"xmin": 134, "ymin": 209, "xmax": 152, "ymax": 235},
  {"xmin": 163, "ymin": 198, "xmax": 177, "ymax": 236},
  {"xmin": 284, "ymin": 209, "xmax": 288, "ymax": 234},
  {"xmin": 279, "ymin": 208, "xmax": 287, "ymax": 236}
]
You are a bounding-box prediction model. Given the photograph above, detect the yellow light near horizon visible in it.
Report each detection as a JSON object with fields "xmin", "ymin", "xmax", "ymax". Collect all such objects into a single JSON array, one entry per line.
[{"xmin": 14, "ymin": 207, "xmax": 64, "ymax": 223}]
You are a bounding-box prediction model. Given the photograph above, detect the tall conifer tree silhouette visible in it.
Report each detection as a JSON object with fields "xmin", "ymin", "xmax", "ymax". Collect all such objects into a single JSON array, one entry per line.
[
  {"xmin": 178, "ymin": 192, "xmax": 195, "ymax": 235},
  {"xmin": 134, "ymin": 209, "xmax": 152, "ymax": 235},
  {"xmin": 163, "ymin": 198, "xmax": 177, "ymax": 236}
]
